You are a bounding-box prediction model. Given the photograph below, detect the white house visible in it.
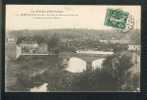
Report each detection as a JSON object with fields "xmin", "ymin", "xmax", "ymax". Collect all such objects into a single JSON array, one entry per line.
[
  {"xmin": 16, "ymin": 42, "xmax": 49, "ymax": 58},
  {"xmin": 128, "ymin": 45, "xmax": 140, "ymax": 51}
]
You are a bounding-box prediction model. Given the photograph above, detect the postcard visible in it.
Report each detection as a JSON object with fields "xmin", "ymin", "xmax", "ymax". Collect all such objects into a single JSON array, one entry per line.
[{"xmin": 5, "ymin": 5, "xmax": 141, "ymax": 92}]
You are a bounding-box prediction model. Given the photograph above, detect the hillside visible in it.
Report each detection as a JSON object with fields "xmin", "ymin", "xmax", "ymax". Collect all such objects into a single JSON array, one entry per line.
[{"xmin": 7, "ymin": 29, "xmax": 140, "ymax": 43}]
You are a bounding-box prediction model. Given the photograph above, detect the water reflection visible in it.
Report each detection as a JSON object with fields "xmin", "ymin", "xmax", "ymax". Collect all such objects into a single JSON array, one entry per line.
[
  {"xmin": 30, "ymin": 83, "xmax": 48, "ymax": 92},
  {"xmin": 65, "ymin": 57, "xmax": 106, "ymax": 73},
  {"xmin": 92, "ymin": 58, "xmax": 105, "ymax": 70},
  {"xmin": 65, "ymin": 57, "xmax": 87, "ymax": 73}
]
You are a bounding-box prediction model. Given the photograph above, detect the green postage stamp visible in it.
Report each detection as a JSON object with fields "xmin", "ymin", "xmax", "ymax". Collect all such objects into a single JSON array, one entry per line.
[{"xmin": 104, "ymin": 8, "xmax": 134, "ymax": 32}]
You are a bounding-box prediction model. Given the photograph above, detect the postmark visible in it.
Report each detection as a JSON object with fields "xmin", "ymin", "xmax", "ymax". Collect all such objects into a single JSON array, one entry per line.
[{"xmin": 104, "ymin": 8, "xmax": 134, "ymax": 32}]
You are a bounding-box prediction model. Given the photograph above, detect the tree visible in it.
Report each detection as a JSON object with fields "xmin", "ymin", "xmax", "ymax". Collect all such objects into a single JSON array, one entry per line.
[
  {"xmin": 130, "ymin": 31, "xmax": 140, "ymax": 44},
  {"xmin": 33, "ymin": 35, "xmax": 45, "ymax": 44},
  {"xmin": 47, "ymin": 34, "xmax": 60, "ymax": 49},
  {"xmin": 70, "ymin": 70, "xmax": 120, "ymax": 91},
  {"xmin": 103, "ymin": 51, "xmax": 134, "ymax": 90},
  {"xmin": 68, "ymin": 52, "xmax": 134, "ymax": 91}
]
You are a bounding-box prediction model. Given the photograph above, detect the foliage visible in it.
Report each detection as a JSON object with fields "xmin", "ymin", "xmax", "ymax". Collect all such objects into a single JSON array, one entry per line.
[
  {"xmin": 7, "ymin": 29, "xmax": 140, "ymax": 91},
  {"xmin": 102, "ymin": 51, "xmax": 139, "ymax": 91},
  {"xmin": 70, "ymin": 70, "xmax": 120, "ymax": 91}
]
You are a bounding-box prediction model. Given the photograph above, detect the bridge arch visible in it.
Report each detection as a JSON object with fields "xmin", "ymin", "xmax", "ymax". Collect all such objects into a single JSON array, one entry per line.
[{"xmin": 64, "ymin": 57, "xmax": 87, "ymax": 73}]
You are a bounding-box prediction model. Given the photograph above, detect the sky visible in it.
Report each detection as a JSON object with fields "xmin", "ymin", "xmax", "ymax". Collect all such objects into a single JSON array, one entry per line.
[{"xmin": 6, "ymin": 5, "xmax": 141, "ymax": 31}]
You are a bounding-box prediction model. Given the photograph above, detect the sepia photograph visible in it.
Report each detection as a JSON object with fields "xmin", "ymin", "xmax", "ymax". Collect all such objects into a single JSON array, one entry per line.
[{"xmin": 5, "ymin": 5, "xmax": 141, "ymax": 92}]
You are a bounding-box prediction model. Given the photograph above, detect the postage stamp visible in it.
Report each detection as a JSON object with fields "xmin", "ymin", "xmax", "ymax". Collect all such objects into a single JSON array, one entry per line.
[{"xmin": 104, "ymin": 8, "xmax": 134, "ymax": 32}]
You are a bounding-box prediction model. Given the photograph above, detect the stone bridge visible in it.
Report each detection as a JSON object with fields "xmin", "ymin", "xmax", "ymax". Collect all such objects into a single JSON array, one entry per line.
[
  {"xmin": 60, "ymin": 51, "xmax": 113, "ymax": 63},
  {"xmin": 60, "ymin": 51, "xmax": 114, "ymax": 72}
]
